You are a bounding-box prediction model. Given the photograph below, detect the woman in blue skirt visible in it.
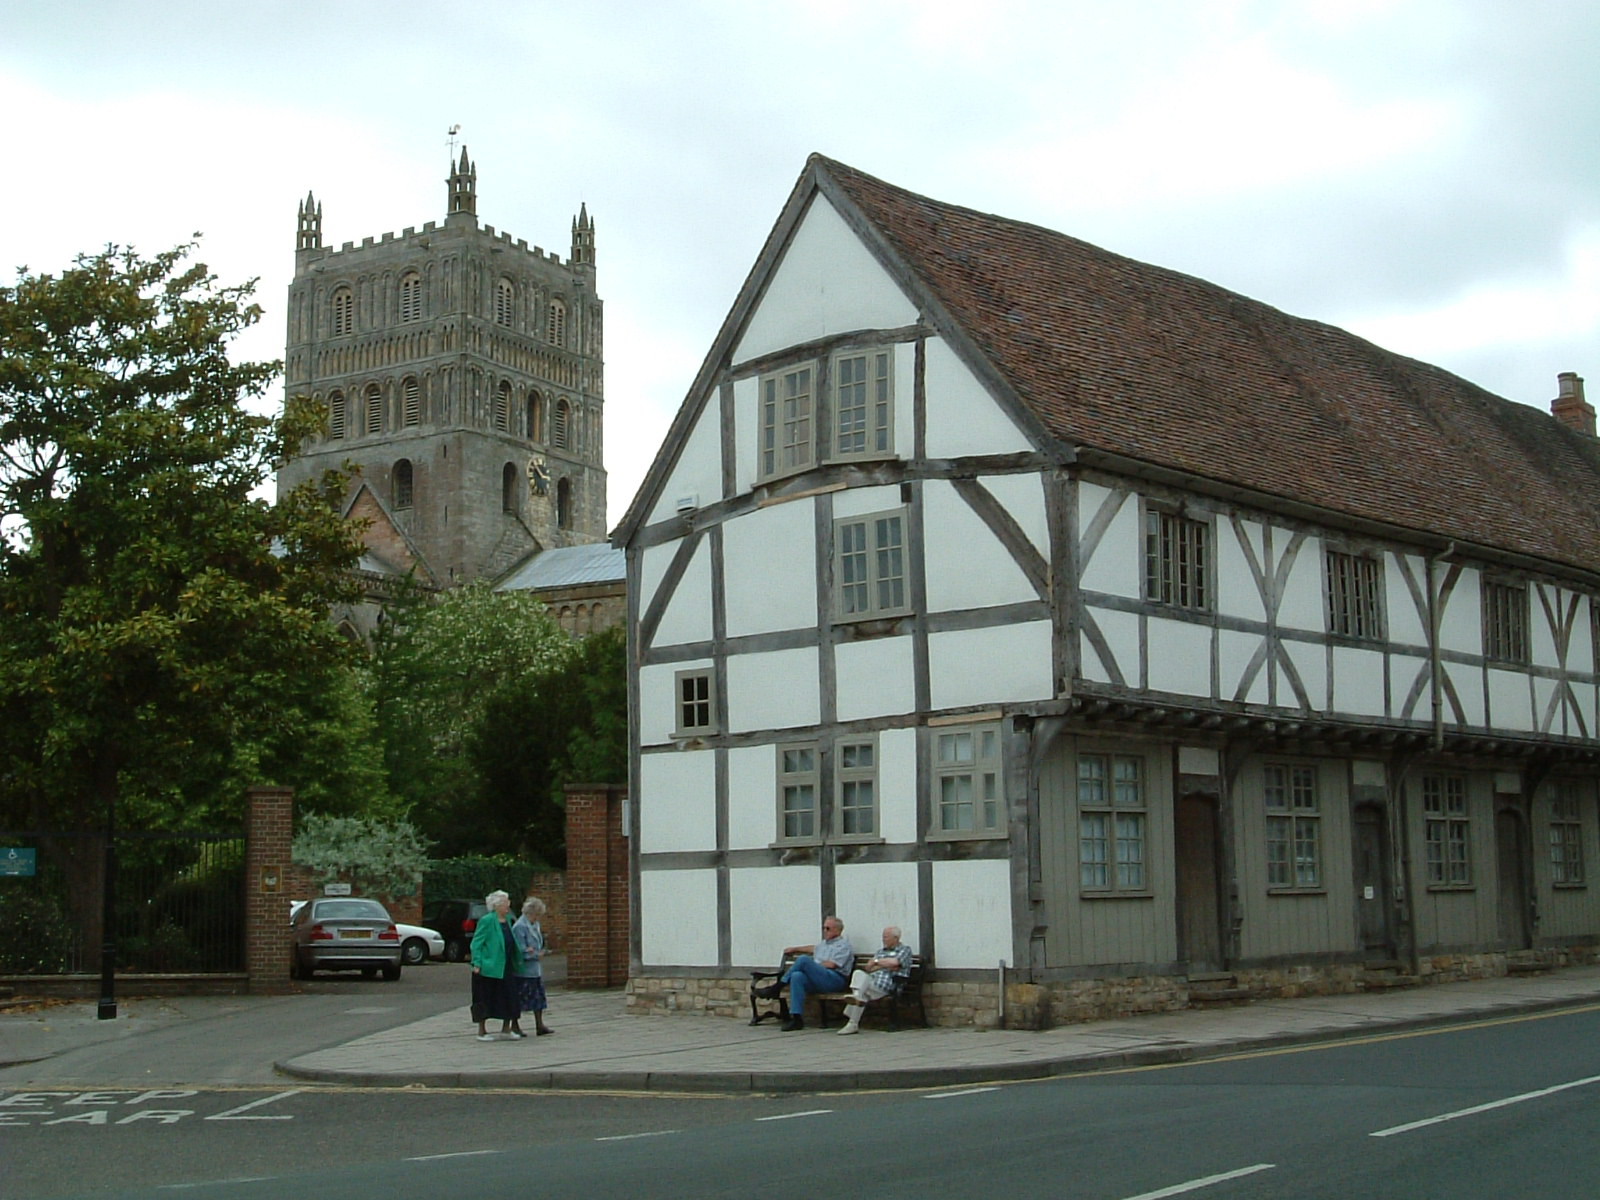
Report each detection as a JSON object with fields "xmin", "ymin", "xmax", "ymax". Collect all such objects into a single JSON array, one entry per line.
[{"xmin": 512, "ymin": 895, "xmax": 553, "ymax": 1035}]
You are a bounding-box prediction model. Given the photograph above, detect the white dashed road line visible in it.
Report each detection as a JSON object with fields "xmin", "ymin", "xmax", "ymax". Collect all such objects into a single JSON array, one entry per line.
[
  {"xmin": 1119, "ymin": 1163, "xmax": 1276, "ymax": 1199},
  {"xmin": 1370, "ymin": 1073, "xmax": 1600, "ymax": 1138},
  {"xmin": 595, "ymin": 1129, "xmax": 681, "ymax": 1142},
  {"xmin": 755, "ymin": 1109, "xmax": 833, "ymax": 1121},
  {"xmin": 923, "ymin": 1087, "xmax": 1000, "ymax": 1100}
]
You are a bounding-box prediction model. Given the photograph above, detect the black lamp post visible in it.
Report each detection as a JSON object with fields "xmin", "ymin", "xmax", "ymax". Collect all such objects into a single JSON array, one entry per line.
[{"xmin": 97, "ymin": 793, "xmax": 117, "ymax": 1021}]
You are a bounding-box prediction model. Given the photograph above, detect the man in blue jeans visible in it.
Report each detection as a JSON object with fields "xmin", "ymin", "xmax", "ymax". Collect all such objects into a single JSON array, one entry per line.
[{"xmin": 764, "ymin": 916, "xmax": 854, "ymax": 1031}]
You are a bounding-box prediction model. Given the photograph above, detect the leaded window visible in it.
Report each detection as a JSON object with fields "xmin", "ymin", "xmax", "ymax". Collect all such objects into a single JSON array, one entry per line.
[
  {"xmin": 674, "ymin": 669, "xmax": 715, "ymax": 736},
  {"xmin": 835, "ymin": 737, "xmax": 878, "ymax": 838},
  {"xmin": 833, "ymin": 347, "xmax": 893, "ymax": 460},
  {"xmin": 1550, "ymin": 781, "xmax": 1586, "ymax": 887},
  {"xmin": 1483, "ymin": 579, "xmax": 1530, "ymax": 663},
  {"xmin": 933, "ymin": 725, "xmax": 1004, "ymax": 836},
  {"xmin": 777, "ymin": 743, "xmax": 819, "ymax": 842},
  {"xmin": 759, "ymin": 365, "xmax": 814, "ymax": 480},
  {"xmin": 1327, "ymin": 549, "xmax": 1383, "ymax": 640},
  {"xmin": 835, "ymin": 509, "xmax": 908, "ymax": 621},
  {"xmin": 1145, "ymin": 507, "xmax": 1209, "ymax": 610},
  {"xmin": 1423, "ymin": 774, "xmax": 1471, "ymax": 887},
  {"xmin": 1078, "ymin": 753, "xmax": 1147, "ymax": 891},
  {"xmin": 1264, "ymin": 762, "xmax": 1320, "ymax": 888}
]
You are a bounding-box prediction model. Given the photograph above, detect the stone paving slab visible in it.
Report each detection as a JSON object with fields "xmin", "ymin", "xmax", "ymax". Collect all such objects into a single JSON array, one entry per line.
[{"xmin": 275, "ymin": 964, "xmax": 1600, "ymax": 1093}]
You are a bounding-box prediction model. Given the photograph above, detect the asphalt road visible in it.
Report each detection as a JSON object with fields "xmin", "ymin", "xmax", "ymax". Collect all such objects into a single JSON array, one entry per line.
[{"xmin": 5, "ymin": 993, "xmax": 1599, "ymax": 1199}]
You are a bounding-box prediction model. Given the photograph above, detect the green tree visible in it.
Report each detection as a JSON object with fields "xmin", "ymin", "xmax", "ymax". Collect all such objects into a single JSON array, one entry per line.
[
  {"xmin": 0, "ymin": 243, "xmax": 366, "ymax": 958},
  {"xmin": 292, "ymin": 813, "xmax": 430, "ymax": 899},
  {"xmin": 372, "ymin": 580, "xmax": 576, "ymax": 854}
]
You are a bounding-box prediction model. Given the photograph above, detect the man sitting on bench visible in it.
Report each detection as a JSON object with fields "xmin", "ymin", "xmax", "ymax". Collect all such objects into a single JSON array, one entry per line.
[
  {"xmin": 838, "ymin": 925, "xmax": 913, "ymax": 1035},
  {"xmin": 757, "ymin": 915, "xmax": 854, "ymax": 1031}
]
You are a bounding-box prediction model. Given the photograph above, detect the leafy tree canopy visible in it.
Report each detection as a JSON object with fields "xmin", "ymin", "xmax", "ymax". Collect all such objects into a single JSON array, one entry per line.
[
  {"xmin": 0, "ymin": 242, "xmax": 366, "ymax": 836},
  {"xmin": 292, "ymin": 813, "xmax": 430, "ymax": 900}
]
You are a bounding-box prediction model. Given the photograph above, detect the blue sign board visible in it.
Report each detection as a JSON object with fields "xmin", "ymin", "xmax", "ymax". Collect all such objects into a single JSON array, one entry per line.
[{"xmin": 1, "ymin": 848, "xmax": 36, "ymax": 877}]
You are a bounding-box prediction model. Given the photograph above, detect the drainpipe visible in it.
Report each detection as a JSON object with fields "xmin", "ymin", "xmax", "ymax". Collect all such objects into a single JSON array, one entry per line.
[
  {"xmin": 1426, "ymin": 543, "xmax": 1456, "ymax": 752},
  {"xmin": 997, "ymin": 959, "xmax": 1007, "ymax": 1026}
]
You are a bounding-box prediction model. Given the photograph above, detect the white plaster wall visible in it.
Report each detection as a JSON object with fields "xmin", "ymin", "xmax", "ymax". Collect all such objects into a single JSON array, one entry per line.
[
  {"xmin": 1331, "ymin": 646, "xmax": 1387, "ymax": 718},
  {"xmin": 1439, "ymin": 571, "xmax": 1481, "ymax": 655},
  {"xmin": 835, "ymin": 635, "xmax": 917, "ymax": 722},
  {"xmin": 1148, "ymin": 618, "xmax": 1213, "ymax": 698},
  {"xmin": 639, "ymin": 869, "xmax": 719, "ymax": 966},
  {"xmin": 1487, "ymin": 668, "xmax": 1535, "ymax": 732},
  {"xmin": 724, "ymin": 503, "xmax": 818, "ymax": 637},
  {"xmin": 1220, "ymin": 629, "xmax": 1269, "ymax": 705},
  {"xmin": 1277, "ymin": 537, "xmax": 1324, "ymax": 634},
  {"xmin": 1444, "ymin": 660, "xmax": 1485, "ymax": 726},
  {"xmin": 729, "ymin": 865, "xmax": 820, "ymax": 967},
  {"xmin": 833, "ymin": 483, "xmax": 904, "ymax": 520},
  {"xmin": 1530, "ymin": 586, "xmax": 1562, "ymax": 670},
  {"xmin": 733, "ymin": 196, "xmax": 919, "ymax": 363},
  {"xmin": 1077, "ymin": 484, "xmax": 1138, "ymax": 599},
  {"xmin": 892, "ymin": 349, "xmax": 916, "ymax": 461},
  {"xmin": 726, "ymin": 744, "xmax": 776, "ymax": 850},
  {"xmin": 1532, "ymin": 675, "xmax": 1558, "ymax": 735},
  {"xmin": 1216, "ymin": 519, "xmax": 1267, "ymax": 623},
  {"xmin": 727, "ymin": 646, "xmax": 820, "ymax": 733},
  {"xmin": 641, "ymin": 537, "xmax": 713, "ymax": 648},
  {"xmin": 878, "ymin": 727, "xmax": 919, "ymax": 844},
  {"xmin": 731, "ymin": 375, "xmax": 758, "ymax": 497},
  {"xmin": 923, "ymin": 480, "xmax": 1038, "ymax": 612},
  {"xmin": 647, "ymin": 392, "xmax": 723, "ymax": 527},
  {"xmin": 638, "ymin": 659, "xmax": 709, "ymax": 747},
  {"xmin": 1392, "ymin": 654, "xmax": 1431, "ymax": 721},
  {"xmin": 1386, "ymin": 553, "xmax": 1428, "ymax": 646},
  {"xmin": 982, "ymin": 473, "xmax": 1049, "ymax": 559},
  {"xmin": 1574, "ymin": 600, "xmax": 1597, "ymax": 677},
  {"xmin": 931, "ymin": 859, "xmax": 1014, "ymax": 968},
  {"xmin": 834, "ymin": 862, "xmax": 921, "ymax": 954},
  {"xmin": 928, "ymin": 621, "xmax": 1054, "ymax": 710},
  {"xmin": 923, "ymin": 337, "xmax": 1031, "ymax": 458},
  {"xmin": 1081, "ymin": 605, "xmax": 1139, "ymax": 686},
  {"xmin": 1280, "ymin": 637, "xmax": 1327, "ymax": 712},
  {"xmin": 638, "ymin": 750, "xmax": 717, "ymax": 853},
  {"xmin": 1578, "ymin": 684, "xmax": 1598, "ymax": 740}
]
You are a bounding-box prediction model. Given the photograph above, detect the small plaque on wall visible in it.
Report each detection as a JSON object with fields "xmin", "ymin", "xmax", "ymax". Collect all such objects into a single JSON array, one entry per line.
[{"xmin": 260, "ymin": 865, "xmax": 281, "ymax": 893}]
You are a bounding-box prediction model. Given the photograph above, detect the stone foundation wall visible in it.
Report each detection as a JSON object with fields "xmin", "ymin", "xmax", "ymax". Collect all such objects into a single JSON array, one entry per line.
[{"xmin": 627, "ymin": 944, "xmax": 1600, "ymax": 1029}]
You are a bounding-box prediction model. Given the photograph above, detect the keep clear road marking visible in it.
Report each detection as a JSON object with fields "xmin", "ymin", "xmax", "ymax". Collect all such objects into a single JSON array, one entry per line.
[
  {"xmin": 1370, "ymin": 1073, "xmax": 1600, "ymax": 1138},
  {"xmin": 205, "ymin": 1091, "xmax": 301, "ymax": 1121},
  {"xmin": 1120, "ymin": 1164, "xmax": 1276, "ymax": 1200},
  {"xmin": 755, "ymin": 1109, "xmax": 833, "ymax": 1121},
  {"xmin": 924, "ymin": 1087, "xmax": 1000, "ymax": 1100}
]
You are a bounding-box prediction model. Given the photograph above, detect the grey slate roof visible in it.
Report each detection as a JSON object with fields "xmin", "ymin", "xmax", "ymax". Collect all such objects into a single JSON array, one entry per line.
[{"xmin": 497, "ymin": 542, "xmax": 626, "ymax": 592}]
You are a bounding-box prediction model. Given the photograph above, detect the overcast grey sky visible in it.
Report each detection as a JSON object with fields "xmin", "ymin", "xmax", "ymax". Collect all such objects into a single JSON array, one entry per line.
[{"xmin": 4, "ymin": 0, "xmax": 1596, "ymax": 528}]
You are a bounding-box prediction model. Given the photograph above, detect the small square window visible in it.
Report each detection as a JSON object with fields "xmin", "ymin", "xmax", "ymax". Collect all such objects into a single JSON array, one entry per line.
[
  {"xmin": 673, "ymin": 669, "xmax": 716, "ymax": 737},
  {"xmin": 1482, "ymin": 579, "xmax": 1529, "ymax": 663}
]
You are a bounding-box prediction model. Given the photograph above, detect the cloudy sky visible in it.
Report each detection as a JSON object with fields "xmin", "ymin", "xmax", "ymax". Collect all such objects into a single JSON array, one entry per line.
[{"xmin": 4, "ymin": 0, "xmax": 1596, "ymax": 528}]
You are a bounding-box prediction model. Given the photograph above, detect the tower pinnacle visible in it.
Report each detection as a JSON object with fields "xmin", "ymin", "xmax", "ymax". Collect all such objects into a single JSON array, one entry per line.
[
  {"xmin": 447, "ymin": 148, "xmax": 478, "ymax": 219},
  {"xmin": 296, "ymin": 191, "xmax": 322, "ymax": 251}
]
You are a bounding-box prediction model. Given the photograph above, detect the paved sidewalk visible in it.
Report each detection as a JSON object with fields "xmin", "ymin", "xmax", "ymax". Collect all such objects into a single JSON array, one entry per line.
[{"xmin": 276, "ymin": 964, "xmax": 1600, "ymax": 1094}]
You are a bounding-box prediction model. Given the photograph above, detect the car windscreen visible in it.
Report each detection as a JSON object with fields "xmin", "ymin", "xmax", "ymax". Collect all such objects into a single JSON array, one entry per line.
[{"xmin": 313, "ymin": 900, "xmax": 389, "ymax": 921}]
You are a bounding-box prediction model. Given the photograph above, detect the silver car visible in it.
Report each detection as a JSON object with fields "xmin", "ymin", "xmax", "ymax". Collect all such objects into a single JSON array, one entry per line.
[{"xmin": 289, "ymin": 897, "xmax": 403, "ymax": 980}]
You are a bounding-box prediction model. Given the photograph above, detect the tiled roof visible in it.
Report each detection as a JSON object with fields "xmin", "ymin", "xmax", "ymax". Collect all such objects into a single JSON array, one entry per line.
[
  {"xmin": 497, "ymin": 542, "xmax": 626, "ymax": 592},
  {"xmin": 818, "ymin": 156, "xmax": 1600, "ymax": 575}
]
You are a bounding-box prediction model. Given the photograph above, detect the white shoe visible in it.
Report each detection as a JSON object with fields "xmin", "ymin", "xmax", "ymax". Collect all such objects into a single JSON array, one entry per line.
[
  {"xmin": 476, "ymin": 1033, "xmax": 497, "ymax": 1042},
  {"xmin": 837, "ymin": 1022, "xmax": 860, "ymax": 1035}
]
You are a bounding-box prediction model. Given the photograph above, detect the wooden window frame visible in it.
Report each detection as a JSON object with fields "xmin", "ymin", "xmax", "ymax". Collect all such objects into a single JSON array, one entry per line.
[
  {"xmin": 1144, "ymin": 504, "xmax": 1211, "ymax": 611},
  {"xmin": 1077, "ymin": 751, "xmax": 1149, "ymax": 894},
  {"xmin": 1326, "ymin": 548, "xmax": 1384, "ymax": 640},
  {"xmin": 757, "ymin": 363, "xmax": 815, "ymax": 482},
  {"xmin": 1264, "ymin": 761, "xmax": 1321, "ymax": 891},
  {"xmin": 831, "ymin": 346, "xmax": 894, "ymax": 462},
  {"xmin": 833, "ymin": 507, "xmax": 909, "ymax": 622},
  {"xmin": 834, "ymin": 735, "xmax": 880, "ymax": 841},
  {"xmin": 1550, "ymin": 780, "xmax": 1587, "ymax": 888},
  {"xmin": 673, "ymin": 669, "xmax": 716, "ymax": 738},
  {"xmin": 1422, "ymin": 773, "xmax": 1472, "ymax": 889},
  {"xmin": 775, "ymin": 741, "xmax": 820, "ymax": 845},
  {"xmin": 930, "ymin": 724, "xmax": 1005, "ymax": 840},
  {"xmin": 1482, "ymin": 578, "xmax": 1530, "ymax": 663}
]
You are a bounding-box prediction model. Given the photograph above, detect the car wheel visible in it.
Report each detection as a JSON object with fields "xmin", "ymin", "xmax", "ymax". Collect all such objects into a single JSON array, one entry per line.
[
  {"xmin": 381, "ymin": 961, "xmax": 402, "ymax": 981},
  {"xmin": 401, "ymin": 937, "xmax": 428, "ymax": 966},
  {"xmin": 444, "ymin": 940, "xmax": 466, "ymax": 963}
]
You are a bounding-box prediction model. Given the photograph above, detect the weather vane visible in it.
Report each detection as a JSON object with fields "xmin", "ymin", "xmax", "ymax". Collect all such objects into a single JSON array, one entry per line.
[{"xmin": 447, "ymin": 124, "xmax": 462, "ymax": 158}]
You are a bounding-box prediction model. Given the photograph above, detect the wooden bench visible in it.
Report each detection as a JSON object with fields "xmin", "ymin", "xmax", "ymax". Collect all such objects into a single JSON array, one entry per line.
[{"xmin": 749, "ymin": 951, "xmax": 927, "ymax": 1030}]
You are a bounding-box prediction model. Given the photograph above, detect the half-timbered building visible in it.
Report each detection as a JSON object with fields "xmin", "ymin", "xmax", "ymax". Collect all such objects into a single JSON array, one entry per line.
[{"xmin": 614, "ymin": 155, "xmax": 1600, "ymax": 1026}]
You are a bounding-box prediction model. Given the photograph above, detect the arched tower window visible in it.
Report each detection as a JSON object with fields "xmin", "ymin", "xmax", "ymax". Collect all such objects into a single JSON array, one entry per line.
[
  {"xmin": 364, "ymin": 383, "xmax": 383, "ymax": 435},
  {"xmin": 494, "ymin": 380, "xmax": 512, "ymax": 432},
  {"xmin": 328, "ymin": 390, "xmax": 346, "ymax": 439},
  {"xmin": 495, "ymin": 278, "xmax": 514, "ymax": 327},
  {"xmin": 556, "ymin": 477, "xmax": 573, "ymax": 530},
  {"xmin": 400, "ymin": 272, "xmax": 422, "ymax": 323},
  {"xmin": 547, "ymin": 298, "xmax": 566, "ymax": 347},
  {"xmin": 393, "ymin": 459, "xmax": 414, "ymax": 509},
  {"xmin": 502, "ymin": 462, "xmax": 519, "ymax": 514},
  {"xmin": 528, "ymin": 389, "xmax": 544, "ymax": 441},
  {"xmin": 553, "ymin": 398, "xmax": 570, "ymax": 449},
  {"xmin": 332, "ymin": 286, "xmax": 353, "ymax": 336},
  {"xmin": 402, "ymin": 376, "xmax": 421, "ymax": 427}
]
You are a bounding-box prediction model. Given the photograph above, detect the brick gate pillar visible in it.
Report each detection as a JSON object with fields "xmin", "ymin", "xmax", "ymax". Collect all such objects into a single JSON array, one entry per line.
[
  {"xmin": 245, "ymin": 786, "xmax": 294, "ymax": 994},
  {"xmin": 564, "ymin": 783, "xmax": 629, "ymax": 988}
]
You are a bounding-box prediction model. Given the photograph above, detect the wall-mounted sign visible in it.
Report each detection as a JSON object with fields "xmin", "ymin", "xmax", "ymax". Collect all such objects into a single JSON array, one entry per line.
[
  {"xmin": 1, "ymin": 848, "xmax": 36, "ymax": 877},
  {"xmin": 260, "ymin": 865, "xmax": 281, "ymax": 893},
  {"xmin": 323, "ymin": 882, "xmax": 352, "ymax": 896}
]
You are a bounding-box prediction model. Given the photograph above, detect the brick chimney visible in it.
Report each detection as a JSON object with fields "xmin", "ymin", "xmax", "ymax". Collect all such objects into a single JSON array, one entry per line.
[{"xmin": 1551, "ymin": 372, "xmax": 1594, "ymax": 436}]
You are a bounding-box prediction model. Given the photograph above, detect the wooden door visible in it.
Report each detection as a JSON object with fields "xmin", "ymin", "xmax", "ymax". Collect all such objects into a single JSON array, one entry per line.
[
  {"xmin": 1175, "ymin": 794, "xmax": 1224, "ymax": 973},
  {"xmin": 1495, "ymin": 808, "xmax": 1531, "ymax": 949},
  {"xmin": 1352, "ymin": 804, "xmax": 1393, "ymax": 957}
]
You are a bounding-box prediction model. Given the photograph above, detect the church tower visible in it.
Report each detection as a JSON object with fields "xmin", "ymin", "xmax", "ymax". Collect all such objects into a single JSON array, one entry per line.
[{"xmin": 277, "ymin": 150, "xmax": 606, "ymax": 593}]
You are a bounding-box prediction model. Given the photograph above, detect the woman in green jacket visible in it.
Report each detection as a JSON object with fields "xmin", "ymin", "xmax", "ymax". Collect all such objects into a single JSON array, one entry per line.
[{"xmin": 469, "ymin": 890, "xmax": 522, "ymax": 1040}]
